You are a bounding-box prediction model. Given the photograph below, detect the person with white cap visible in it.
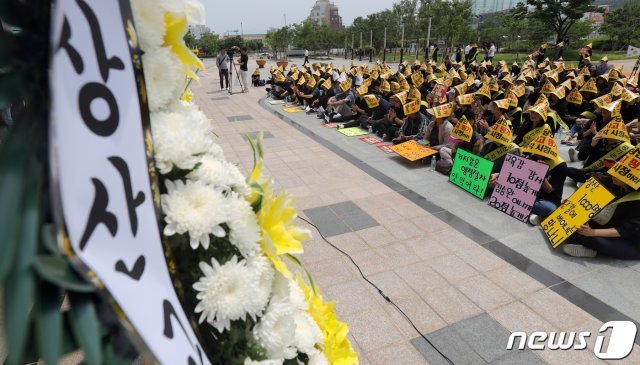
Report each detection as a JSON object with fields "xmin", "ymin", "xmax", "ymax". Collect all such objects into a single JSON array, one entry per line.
[{"xmin": 595, "ymin": 56, "xmax": 611, "ymax": 76}]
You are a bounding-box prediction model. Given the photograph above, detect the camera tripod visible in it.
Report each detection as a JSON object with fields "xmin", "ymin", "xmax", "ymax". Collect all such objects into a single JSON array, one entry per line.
[
  {"xmin": 631, "ymin": 54, "xmax": 640, "ymax": 78},
  {"xmin": 228, "ymin": 54, "xmax": 245, "ymax": 95}
]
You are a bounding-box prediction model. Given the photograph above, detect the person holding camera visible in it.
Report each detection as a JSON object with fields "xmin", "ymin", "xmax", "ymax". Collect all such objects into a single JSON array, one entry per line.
[
  {"xmin": 235, "ymin": 47, "xmax": 249, "ymax": 92},
  {"xmin": 216, "ymin": 47, "xmax": 229, "ymax": 90}
]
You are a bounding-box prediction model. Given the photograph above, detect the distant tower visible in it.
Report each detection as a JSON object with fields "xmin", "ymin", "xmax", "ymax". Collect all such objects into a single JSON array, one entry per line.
[{"xmin": 307, "ymin": 0, "xmax": 343, "ymax": 30}]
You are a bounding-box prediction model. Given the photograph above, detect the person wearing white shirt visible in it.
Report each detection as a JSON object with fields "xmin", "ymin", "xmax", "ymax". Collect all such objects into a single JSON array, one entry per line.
[
  {"xmin": 488, "ymin": 42, "xmax": 496, "ymax": 61},
  {"xmin": 303, "ymin": 49, "xmax": 309, "ymax": 66}
]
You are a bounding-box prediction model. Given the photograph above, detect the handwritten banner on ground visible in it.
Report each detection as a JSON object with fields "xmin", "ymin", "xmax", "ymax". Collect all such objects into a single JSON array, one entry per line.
[
  {"xmin": 283, "ymin": 107, "xmax": 305, "ymax": 113},
  {"xmin": 376, "ymin": 144, "xmax": 395, "ymax": 154},
  {"xmin": 449, "ymin": 149, "xmax": 494, "ymax": 199},
  {"xmin": 322, "ymin": 122, "xmax": 339, "ymax": 128},
  {"xmin": 268, "ymin": 100, "xmax": 285, "ymax": 105},
  {"xmin": 338, "ymin": 127, "xmax": 370, "ymax": 137},
  {"xmin": 489, "ymin": 154, "xmax": 549, "ymax": 222},
  {"xmin": 541, "ymin": 177, "xmax": 616, "ymax": 248},
  {"xmin": 390, "ymin": 140, "xmax": 438, "ymax": 161},
  {"xmin": 359, "ymin": 136, "xmax": 383, "ymax": 144}
]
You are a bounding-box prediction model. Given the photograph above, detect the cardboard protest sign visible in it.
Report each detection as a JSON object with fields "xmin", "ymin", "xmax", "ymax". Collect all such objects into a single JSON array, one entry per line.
[
  {"xmin": 390, "ymin": 140, "xmax": 438, "ymax": 161},
  {"xmin": 607, "ymin": 147, "xmax": 640, "ymax": 190},
  {"xmin": 49, "ymin": 1, "xmax": 209, "ymax": 363},
  {"xmin": 376, "ymin": 144, "xmax": 395, "ymax": 154},
  {"xmin": 359, "ymin": 136, "xmax": 384, "ymax": 145},
  {"xmin": 449, "ymin": 149, "xmax": 494, "ymax": 199},
  {"xmin": 541, "ymin": 177, "xmax": 616, "ymax": 248},
  {"xmin": 338, "ymin": 127, "xmax": 369, "ymax": 137},
  {"xmin": 489, "ymin": 154, "xmax": 549, "ymax": 222},
  {"xmin": 322, "ymin": 123, "xmax": 339, "ymax": 128},
  {"xmin": 268, "ymin": 100, "xmax": 285, "ymax": 105}
]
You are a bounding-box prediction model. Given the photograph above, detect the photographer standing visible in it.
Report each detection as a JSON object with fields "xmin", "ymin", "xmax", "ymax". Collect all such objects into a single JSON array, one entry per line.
[
  {"xmin": 216, "ymin": 47, "xmax": 229, "ymax": 90},
  {"xmin": 235, "ymin": 47, "xmax": 249, "ymax": 92}
]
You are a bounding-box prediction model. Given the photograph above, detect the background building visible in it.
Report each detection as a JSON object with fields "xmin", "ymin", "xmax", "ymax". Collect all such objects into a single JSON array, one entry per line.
[
  {"xmin": 471, "ymin": 0, "xmax": 525, "ymax": 15},
  {"xmin": 307, "ymin": 0, "xmax": 343, "ymax": 30},
  {"xmin": 188, "ymin": 24, "xmax": 211, "ymax": 40}
]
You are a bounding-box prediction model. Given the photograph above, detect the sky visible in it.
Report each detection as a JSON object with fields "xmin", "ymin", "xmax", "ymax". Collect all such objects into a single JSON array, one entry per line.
[{"xmin": 203, "ymin": 0, "xmax": 399, "ymax": 35}]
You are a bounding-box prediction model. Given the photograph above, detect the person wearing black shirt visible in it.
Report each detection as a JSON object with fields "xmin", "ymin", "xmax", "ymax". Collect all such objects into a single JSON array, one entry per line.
[
  {"xmin": 563, "ymin": 174, "xmax": 640, "ymax": 260},
  {"xmin": 235, "ymin": 47, "xmax": 249, "ymax": 92}
]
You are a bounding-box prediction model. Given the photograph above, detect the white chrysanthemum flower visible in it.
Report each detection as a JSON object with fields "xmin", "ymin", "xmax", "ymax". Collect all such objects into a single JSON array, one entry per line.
[
  {"xmin": 253, "ymin": 298, "xmax": 297, "ymax": 360},
  {"xmin": 193, "ymin": 256, "xmax": 266, "ymax": 332},
  {"xmin": 131, "ymin": 0, "xmax": 166, "ymax": 50},
  {"xmin": 143, "ymin": 47, "xmax": 185, "ymax": 112},
  {"xmin": 225, "ymin": 193, "xmax": 261, "ymax": 257},
  {"xmin": 243, "ymin": 358, "xmax": 283, "ymax": 365},
  {"xmin": 293, "ymin": 311, "xmax": 323, "ymax": 355},
  {"xmin": 246, "ymin": 254, "xmax": 274, "ymax": 308},
  {"xmin": 151, "ymin": 105, "xmax": 213, "ymax": 173},
  {"xmin": 272, "ymin": 272, "xmax": 307, "ymax": 311},
  {"xmin": 308, "ymin": 351, "xmax": 329, "ymax": 365},
  {"xmin": 188, "ymin": 155, "xmax": 247, "ymax": 193},
  {"xmin": 161, "ymin": 179, "xmax": 228, "ymax": 249},
  {"xmin": 207, "ymin": 142, "xmax": 225, "ymax": 160}
]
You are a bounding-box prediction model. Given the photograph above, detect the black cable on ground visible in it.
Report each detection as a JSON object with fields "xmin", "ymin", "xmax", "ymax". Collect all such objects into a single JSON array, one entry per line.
[{"xmin": 298, "ymin": 216, "xmax": 455, "ymax": 365}]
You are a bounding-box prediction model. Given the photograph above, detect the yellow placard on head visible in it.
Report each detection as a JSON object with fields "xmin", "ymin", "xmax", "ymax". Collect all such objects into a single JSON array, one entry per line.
[
  {"xmin": 529, "ymin": 103, "xmax": 549, "ymax": 122},
  {"xmin": 380, "ymin": 79, "xmax": 390, "ymax": 92},
  {"xmin": 307, "ymin": 77, "xmax": 317, "ymax": 88},
  {"xmin": 394, "ymin": 91, "xmax": 408, "ymax": 105},
  {"xmin": 339, "ymin": 79, "xmax": 352, "ymax": 92},
  {"xmin": 364, "ymin": 94, "xmax": 379, "ymax": 109},
  {"xmin": 427, "ymin": 102, "xmax": 454, "ymax": 118},
  {"xmin": 493, "ymin": 98, "xmax": 510, "ymax": 110},
  {"xmin": 566, "ymin": 88, "xmax": 583, "ymax": 105},
  {"xmin": 507, "ymin": 92, "xmax": 519, "ymax": 108},
  {"xmin": 411, "ymin": 72, "xmax": 425, "ymax": 88},
  {"xmin": 550, "ymin": 86, "xmax": 566, "ymax": 99},
  {"xmin": 391, "ymin": 81, "xmax": 401, "ymax": 93},
  {"xmin": 592, "ymin": 93, "xmax": 614, "ymax": 109},
  {"xmin": 513, "ymin": 83, "xmax": 525, "ymax": 98},
  {"xmin": 541, "ymin": 80, "xmax": 555, "ymax": 94},
  {"xmin": 453, "ymin": 83, "xmax": 468, "ymax": 96},
  {"xmin": 403, "ymin": 100, "xmax": 421, "ymax": 115},
  {"xmin": 607, "ymin": 147, "xmax": 640, "ymax": 190},
  {"xmin": 450, "ymin": 116, "xmax": 473, "ymax": 142},
  {"xmin": 408, "ymin": 87, "xmax": 421, "ymax": 101},
  {"xmin": 611, "ymin": 83, "xmax": 623, "ymax": 97},
  {"xmin": 621, "ymin": 88, "xmax": 640, "ymax": 103},
  {"xmin": 522, "ymin": 134, "xmax": 559, "ymax": 161},
  {"xmin": 356, "ymin": 85, "xmax": 368, "ymax": 96},
  {"xmin": 297, "ymin": 76, "xmax": 306, "ymax": 86},
  {"xmin": 598, "ymin": 118, "xmax": 630, "ymax": 142},
  {"xmin": 456, "ymin": 93, "xmax": 474, "ymax": 106},
  {"xmin": 253, "ymin": 68, "xmax": 260, "ymax": 76},
  {"xmin": 485, "ymin": 118, "xmax": 512, "ymax": 146},
  {"xmin": 580, "ymin": 78, "xmax": 598, "ymax": 94},
  {"xmin": 476, "ymin": 84, "xmax": 491, "ymax": 98},
  {"xmin": 274, "ymin": 72, "xmax": 285, "ymax": 83},
  {"xmin": 322, "ymin": 77, "xmax": 332, "ymax": 90}
]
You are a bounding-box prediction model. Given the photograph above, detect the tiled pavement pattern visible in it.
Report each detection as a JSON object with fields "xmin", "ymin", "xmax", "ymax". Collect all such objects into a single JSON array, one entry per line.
[
  {"xmin": 192, "ymin": 58, "xmax": 640, "ymax": 364},
  {"xmin": 304, "ymin": 201, "xmax": 380, "ymax": 237}
]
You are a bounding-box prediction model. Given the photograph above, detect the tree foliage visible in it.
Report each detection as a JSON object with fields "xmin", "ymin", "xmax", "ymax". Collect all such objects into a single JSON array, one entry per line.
[
  {"xmin": 523, "ymin": 0, "xmax": 600, "ymax": 43},
  {"xmin": 600, "ymin": 1, "xmax": 640, "ymax": 49},
  {"xmin": 264, "ymin": 26, "xmax": 292, "ymax": 59}
]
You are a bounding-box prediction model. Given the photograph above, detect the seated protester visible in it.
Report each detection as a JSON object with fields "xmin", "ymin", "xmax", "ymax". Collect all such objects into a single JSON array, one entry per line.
[
  {"xmin": 392, "ymin": 100, "xmax": 426, "ymax": 144},
  {"xmin": 452, "ymin": 93, "xmax": 475, "ymax": 123},
  {"xmin": 422, "ymin": 102, "xmax": 455, "ymax": 152},
  {"xmin": 313, "ymin": 78, "xmax": 335, "ymax": 115},
  {"xmin": 480, "ymin": 116, "xmax": 520, "ymax": 173},
  {"xmin": 269, "ymin": 71, "xmax": 289, "ymax": 100},
  {"xmin": 620, "ymin": 88, "xmax": 640, "ymax": 123},
  {"xmin": 561, "ymin": 88, "xmax": 587, "ymax": 146},
  {"xmin": 515, "ymin": 101, "xmax": 553, "ymax": 146},
  {"xmin": 562, "ymin": 151, "xmax": 640, "ymax": 260},
  {"xmin": 509, "ymin": 134, "xmax": 567, "ymax": 225},
  {"xmin": 373, "ymin": 93, "xmax": 405, "ymax": 140},
  {"xmin": 295, "ymin": 77, "xmax": 319, "ymax": 110},
  {"xmin": 336, "ymin": 85, "xmax": 371, "ymax": 129},
  {"xmin": 356, "ymin": 94, "xmax": 390, "ymax": 130},
  {"xmin": 251, "ymin": 68, "xmax": 264, "ymax": 87},
  {"xmin": 302, "ymin": 78, "xmax": 325, "ymax": 113},
  {"xmin": 323, "ymin": 79, "xmax": 357, "ymax": 124},
  {"xmin": 438, "ymin": 116, "xmax": 484, "ymax": 174},
  {"xmin": 567, "ymin": 113, "xmax": 635, "ymax": 184},
  {"xmin": 568, "ymin": 93, "xmax": 615, "ymax": 160}
]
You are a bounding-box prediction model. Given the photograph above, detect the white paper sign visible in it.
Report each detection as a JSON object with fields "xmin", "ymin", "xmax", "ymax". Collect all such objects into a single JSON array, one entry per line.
[{"xmin": 49, "ymin": 1, "xmax": 210, "ymax": 364}]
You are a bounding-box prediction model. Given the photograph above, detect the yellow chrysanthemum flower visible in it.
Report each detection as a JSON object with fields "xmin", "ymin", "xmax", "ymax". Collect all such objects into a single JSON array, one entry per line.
[
  {"xmin": 163, "ymin": 13, "xmax": 204, "ymax": 79},
  {"xmin": 297, "ymin": 275, "xmax": 359, "ymax": 365},
  {"xmin": 255, "ymin": 180, "xmax": 309, "ymax": 278},
  {"xmin": 180, "ymin": 91, "xmax": 193, "ymax": 103}
]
